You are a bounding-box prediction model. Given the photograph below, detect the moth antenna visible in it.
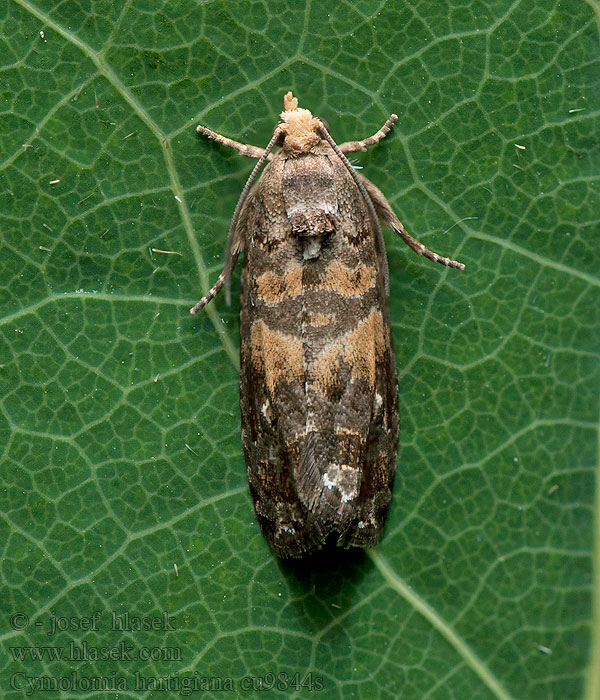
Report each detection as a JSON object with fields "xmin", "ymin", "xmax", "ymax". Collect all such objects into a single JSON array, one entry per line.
[
  {"xmin": 189, "ymin": 272, "xmax": 224, "ymax": 315},
  {"xmin": 317, "ymin": 123, "xmax": 390, "ymax": 295},
  {"xmin": 222, "ymin": 127, "xmax": 283, "ymax": 295},
  {"xmin": 189, "ymin": 126, "xmax": 283, "ymax": 314}
]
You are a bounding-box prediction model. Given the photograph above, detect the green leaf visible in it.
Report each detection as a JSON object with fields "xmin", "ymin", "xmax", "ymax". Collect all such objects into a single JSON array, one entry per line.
[{"xmin": 1, "ymin": 0, "xmax": 598, "ymax": 698}]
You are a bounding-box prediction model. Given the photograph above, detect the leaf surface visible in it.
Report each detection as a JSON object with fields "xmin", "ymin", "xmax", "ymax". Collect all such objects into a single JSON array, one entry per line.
[{"xmin": 1, "ymin": 1, "xmax": 598, "ymax": 698}]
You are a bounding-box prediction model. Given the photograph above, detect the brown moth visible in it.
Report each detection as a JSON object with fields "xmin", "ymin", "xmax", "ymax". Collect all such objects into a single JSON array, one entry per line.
[{"xmin": 191, "ymin": 92, "xmax": 464, "ymax": 558}]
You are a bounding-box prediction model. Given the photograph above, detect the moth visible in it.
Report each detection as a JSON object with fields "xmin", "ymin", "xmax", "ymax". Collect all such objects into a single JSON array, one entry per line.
[{"xmin": 191, "ymin": 92, "xmax": 464, "ymax": 558}]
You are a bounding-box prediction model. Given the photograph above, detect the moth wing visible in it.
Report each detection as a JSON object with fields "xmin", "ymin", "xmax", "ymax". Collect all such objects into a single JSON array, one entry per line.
[
  {"xmin": 298, "ymin": 173, "xmax": 398, "ymax": 547},
  {"xmin": 337, "ymin": 175, "xmax": 399, "ymax": 546},
  {"xmin": 238, "ymin": 163, "xmax": 326, "ymax": 557},
  {"xmin": 335, "ymin": 326, "xmax": 399, "ymax": 547}
]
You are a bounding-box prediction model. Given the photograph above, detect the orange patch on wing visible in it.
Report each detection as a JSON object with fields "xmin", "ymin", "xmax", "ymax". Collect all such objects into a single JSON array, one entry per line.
[
  {"xmin": 309, "ymin": 343, "xmax": 342, "ymax": 396},
  {"xmin": 256, "ymin": 262, "xmax": 376, "ymax": 304},
  {"xmin": 255, "ymin": 266, "xmax": 302, "ymax": 304},
  {"xmin": 250, "ymin": 320, "xmax": 304, "ymax": 395},
  {"xmin": 344, "ymin": 308, "xmax": 385, "ymax": 388},
  {"xmin": 315, "ymin": 261, "xmax": 376, "ymax": 297},
  {"xmin": 309, "ymin": 309, "xmax": 386, "ymax": 394}
]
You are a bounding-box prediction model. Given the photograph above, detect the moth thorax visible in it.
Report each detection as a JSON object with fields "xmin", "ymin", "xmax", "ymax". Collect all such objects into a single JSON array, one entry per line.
[{"xmin": 290, "ymin": 209, "xmax": 335, "ymax": 260}]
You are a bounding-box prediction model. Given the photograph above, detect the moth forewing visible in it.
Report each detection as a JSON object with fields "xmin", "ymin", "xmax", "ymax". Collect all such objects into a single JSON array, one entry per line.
[{"xmin": 192, "ymin": 92, "xmax": 465, "ymax": 558}]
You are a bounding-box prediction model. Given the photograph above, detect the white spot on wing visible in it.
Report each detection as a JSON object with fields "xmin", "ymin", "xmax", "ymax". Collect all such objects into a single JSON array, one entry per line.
[{"xmin": 322, "ymin": 464, "xmax": 359, "ymax": 503}]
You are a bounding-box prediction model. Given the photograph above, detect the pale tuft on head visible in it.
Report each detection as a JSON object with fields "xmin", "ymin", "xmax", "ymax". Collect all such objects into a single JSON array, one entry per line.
[
  {"xmin": 279, "ymin": 91, "xmax": 322, "ymax": 153},
  {"xmin": 283, "ymin": 91, "xmax": 298, "ymax": 111}
]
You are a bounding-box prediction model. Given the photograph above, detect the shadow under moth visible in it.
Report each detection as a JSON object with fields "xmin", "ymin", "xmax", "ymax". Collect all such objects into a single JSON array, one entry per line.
[{"xmin": 191, "ymin": 92, "xmax": 465, "ymax": 558}]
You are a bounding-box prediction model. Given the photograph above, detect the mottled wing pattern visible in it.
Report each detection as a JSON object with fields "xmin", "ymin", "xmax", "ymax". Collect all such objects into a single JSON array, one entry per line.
[
  {"xmin": 239, "ymin": 149, "xmax": 398, "ymax": 557},
  {"xmin": 239, "ymin": 157, "xmax": 319, "ymax": 557}
]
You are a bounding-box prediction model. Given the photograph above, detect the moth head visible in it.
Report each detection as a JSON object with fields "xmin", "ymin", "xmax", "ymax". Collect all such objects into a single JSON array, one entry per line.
[{"xmin": 279, "ymin": 91, "xmax": 324, "ymax": 154}]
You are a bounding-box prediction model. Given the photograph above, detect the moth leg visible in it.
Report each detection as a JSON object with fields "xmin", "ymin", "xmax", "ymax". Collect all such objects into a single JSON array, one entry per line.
[
  {"xmin": 358, "ymin": 173, "xmax": 466, "ymax": 270},
  {"xmin": 196, "ymin": 125, "xmax": 270, "ymax": 160},
  {"xmin": 338, "ymin": 114, "xmax": 398, "ymax": 154}
]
